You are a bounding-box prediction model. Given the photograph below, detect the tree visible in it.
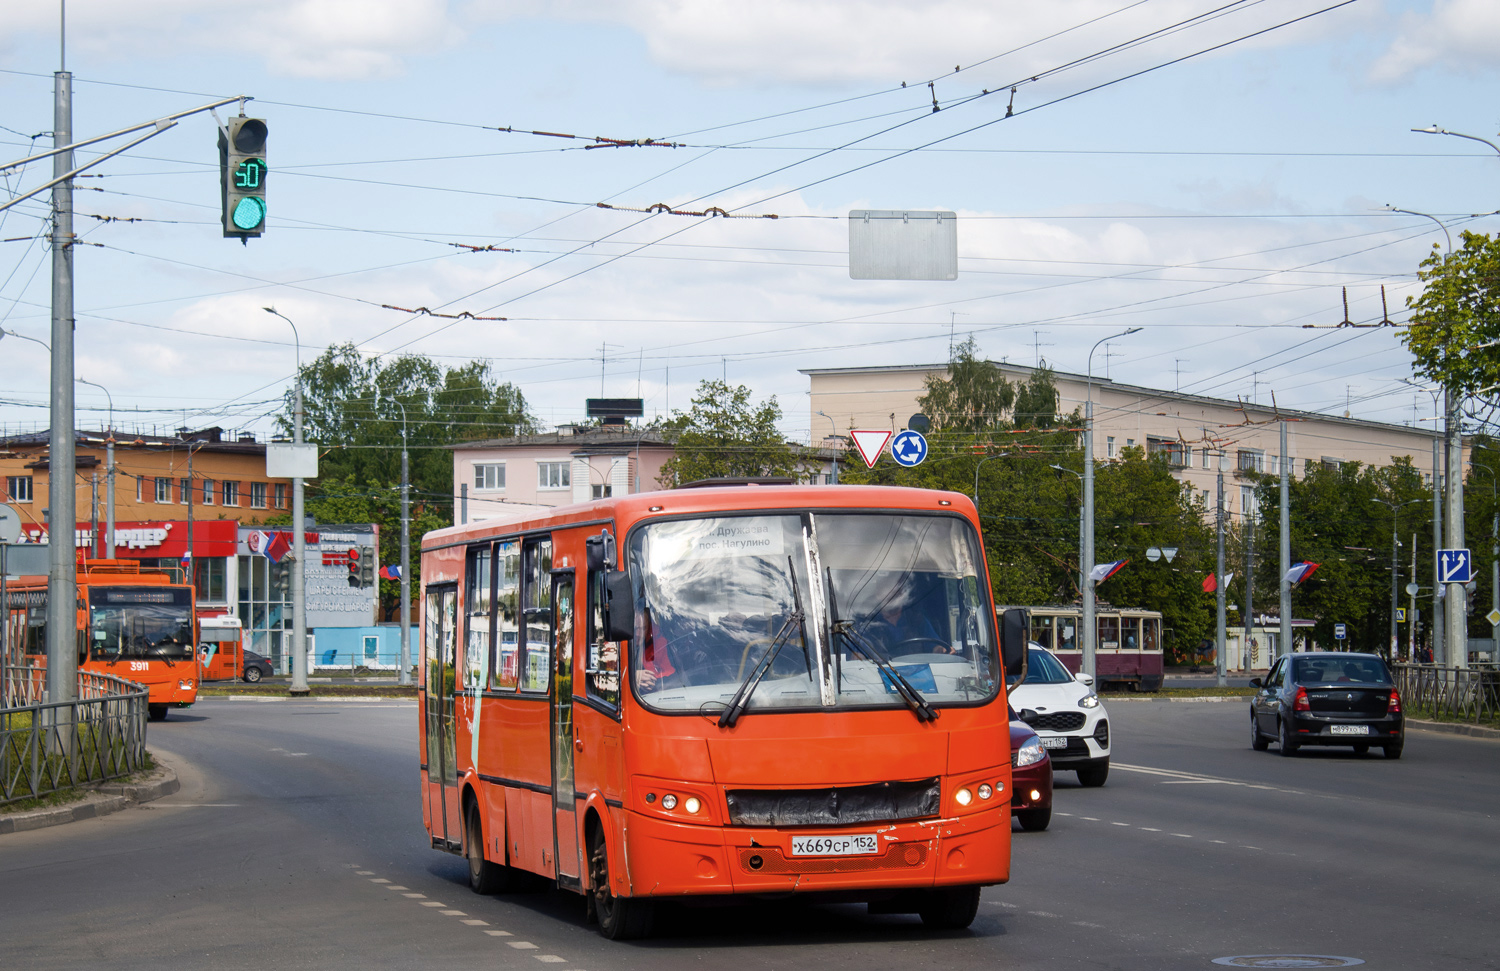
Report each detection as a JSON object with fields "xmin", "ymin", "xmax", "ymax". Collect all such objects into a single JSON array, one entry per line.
[
  {"xmin": 917, "ymin": 337, "xmax": 1016, "ymax": 435},
  {"xmin": 657, "ymin": 380, "xmax": 801, "ymax": 486},
  {"xmin": 279, "ymin": 343, "xmax": 535, "ymax": 511},
  {"xmin": 1402, "ymin": 231, "xmax": 1500, "ymax": 397}
]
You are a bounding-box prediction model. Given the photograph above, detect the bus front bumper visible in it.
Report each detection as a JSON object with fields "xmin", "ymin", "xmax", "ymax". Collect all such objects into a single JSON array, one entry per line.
[{"xmin": 619, "ymin": 806, "xmax": 1010, "ymax": 898}]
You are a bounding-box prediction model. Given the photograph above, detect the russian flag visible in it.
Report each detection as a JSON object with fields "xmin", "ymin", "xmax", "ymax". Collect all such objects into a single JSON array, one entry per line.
[
  {"xmin": 380, "ymin": 565, "xmax": 401, "ymax": 580},
  {"xmin": 1090, "ymin": 559, "xmax": 1129, "ymax": 584},
  {"xmin": 1284, "ymin": 561, "xmax": 1320, "ymax": 585}
]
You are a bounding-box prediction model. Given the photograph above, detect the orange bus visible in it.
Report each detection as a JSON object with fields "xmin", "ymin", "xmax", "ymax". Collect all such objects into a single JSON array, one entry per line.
[
  {"xmin": 3, "ymin": 558, "xmax": 199, "ymax": 720},
  {"xmin": 418, "ymin": 483, "xmax": 1028, "ymax": 938}
]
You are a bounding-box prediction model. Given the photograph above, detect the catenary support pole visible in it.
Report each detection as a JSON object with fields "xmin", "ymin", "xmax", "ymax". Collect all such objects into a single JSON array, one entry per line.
[
  {"xmin": 1445, "ymin": 389, "xmax": 1467, "ymax": 668},
  {"xmin": 1216, "ymin": 454, "xmax": 1227, "ymax": 688},
  {"xmin": 46, "ymin": 64, "xmax": 76, "ymax": 717},
  {"xmin": 1279, "ymin": 422, "xmax": 1291, "ymax": 658},
  {"xmin": 1433, "ymin": 438, "xmax": 1444, "ymax": 663},
  {"xmin": 1409, "ymin": 533, "xmax": 1417, "ymax": 661},
  {"xmin": 400, "ymin": 408, "xmax": 411, "ymax": 687},
  {"xmin": 1244, "ymin": 500, "xmax": 1255, "ymax": 671}
]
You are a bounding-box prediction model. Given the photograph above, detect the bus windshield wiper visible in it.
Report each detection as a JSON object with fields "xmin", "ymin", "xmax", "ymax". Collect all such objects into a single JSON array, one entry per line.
[
  {"xmin": 825, "ymin": 577, "xmax": 937, "ymax": 723},
  {"xmin": 718, "ymin": 559, "xmax": 807, "ymax": 729}
]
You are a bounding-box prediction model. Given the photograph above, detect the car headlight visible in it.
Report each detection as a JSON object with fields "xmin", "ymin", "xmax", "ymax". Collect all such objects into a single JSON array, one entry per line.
[
  {"xmin": 1015, "ymin": 736, "xmax": 1047, "ymax": 767},
  {"xmin": 1079, "ymin": 693, "xmax": 1100, "ymax": 709}
]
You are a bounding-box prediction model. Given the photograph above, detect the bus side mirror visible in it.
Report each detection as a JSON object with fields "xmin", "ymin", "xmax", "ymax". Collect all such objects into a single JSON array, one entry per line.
[
  {"xmin": 603, "ymin": 571, "xmax": 634, "ymax": 643},
  {"xmin": 999, "ymin": 608, "xmax": 1028, "ymax": 683},
  {"xmin": 585, "ymin": 530, "xmax": 616, "ymax": 572}
]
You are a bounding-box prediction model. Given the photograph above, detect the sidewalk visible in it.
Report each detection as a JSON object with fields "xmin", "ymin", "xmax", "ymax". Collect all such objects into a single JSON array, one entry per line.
[{"xmin": 0, "ymin": 754, "xmax": 180, "ymax": 835}]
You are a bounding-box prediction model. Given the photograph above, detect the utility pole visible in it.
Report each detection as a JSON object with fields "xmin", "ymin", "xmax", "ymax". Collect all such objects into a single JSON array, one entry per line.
[
  {"xmin": 1409, "ymin": 533, "xmax": 1418, "ymax": 661},
  {"xmin": 90, "ymin": 472, "xmax": 98, "ymax": 558},
  {"xmin": 1216, "ymin": 453, "xmax": 1227, "ymax": 688},
  {"xmin": 1445, "ymin": 389, "xmax": 1467, "ymax": 668},
  {"xmin": 1279, "ymin": 422, "xmax": 1291, "ymax": 658},
  {"xmin": 1432, "ymin": 438, "xmax": 1444, "ymax": 663},
  {"xmin": 105, "ymin": 428, "xmax": 114, "ymax": 558},
  {"xmin": 396, "ymin": 401, "xmax": 411, "ymax": 687},
  {"xmin": 46, "ymin": 51, "xmax": 77, "ymax": 717},
  {"xmin": 1492, "ymin": 508, "xmax": 1499, "ymax": 662},
  {"xmin": 263, "ymin": 307, "xmax": 309, "ymax": 696},
  {"xmin": 1243, "ymin": 498, "xmax": 1255, "ymax": 671}
]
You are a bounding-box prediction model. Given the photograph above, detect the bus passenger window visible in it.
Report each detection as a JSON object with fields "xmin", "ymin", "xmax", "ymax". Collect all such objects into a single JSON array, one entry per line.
[
  {"xmin": 520, "ymin": 539, "xmax": 552, "ymax": 692},
  {"xmin": 494, "ymin": 540, "xmax": 520, "ymax": 690},
  {"xmin": 586, "ymin": 572, "xmax": 621, "ymax": 709},
  {"xmin": 464, "ymin": 544, "xmax": 492, "ymax": 689}
]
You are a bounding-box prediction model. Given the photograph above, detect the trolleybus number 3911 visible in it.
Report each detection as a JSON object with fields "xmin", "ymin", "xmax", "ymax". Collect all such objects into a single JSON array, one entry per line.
[{"xmin": 792, "ymin": 834, "xmax": 879, "ymax": 856}]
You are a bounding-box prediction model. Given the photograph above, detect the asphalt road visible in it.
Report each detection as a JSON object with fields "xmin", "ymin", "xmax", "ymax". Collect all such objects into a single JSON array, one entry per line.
[{"xmin": 2, "ymin": 697, "xmax": 1497, "ymax": 971}]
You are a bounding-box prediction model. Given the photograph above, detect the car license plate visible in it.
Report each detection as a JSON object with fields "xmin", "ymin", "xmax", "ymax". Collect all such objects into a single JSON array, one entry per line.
[
  {"xmin": 1040, "ymin": 736, "xmax": 1069, "ymax": 749},
  {"xmin": 1330, "ymin": 724, "xmax": 1369, "ymax": 736},
  {"xmin": 791, "ymin": 834, "xmax": 878, "ymax": 857}
]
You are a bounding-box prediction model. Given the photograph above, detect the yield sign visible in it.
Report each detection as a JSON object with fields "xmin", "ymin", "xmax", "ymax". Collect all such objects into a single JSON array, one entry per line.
[{"xmin": 849, "ymin": 429, "xmax": 893, "ymax": 469}]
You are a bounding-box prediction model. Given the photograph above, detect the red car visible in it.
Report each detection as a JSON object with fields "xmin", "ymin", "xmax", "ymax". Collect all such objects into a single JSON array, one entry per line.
[{"xmin": 1010, "ymin": 717, "xmax": 1054, "ymax": 831}]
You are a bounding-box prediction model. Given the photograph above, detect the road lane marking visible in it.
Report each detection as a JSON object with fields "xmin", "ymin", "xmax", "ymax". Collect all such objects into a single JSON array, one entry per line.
[
  {"xmin": 1171, "ymin": 833, "xmax": 1193, "ymax": 838},
  {"xmin": 1111, "ymin": 821, "xmax": 1130, "ymax": 826},
  {"xmin": 356, "ymin": 871, "xmax": 374, "ymax": 875},
  {"xmin": 1029, "ymin": 911, "xmax": 1061, "ymax": 918},
  {"xmin": 385, "ymin": 886, "xmax": 408, "ymax": 890},
  {"xmin": 509, "ymin": 942, "xmax": 539, "ymax": 949},
  {"xmin": 403, "ymin": 893, "xmax": 426, "ymax": 898},
  {"xmin": 440, "ymin": 910, "xmax": 467, "ymax": 916},
  {"xmin": 370, "ymin": 878, "xmax": 391, "ymax": 883},
  {"xmin": 484, "ymin": 930, "xmax": 514, "ymax": 937},
  {"xmin": 1080, "ymin": 816, "xmax": 1100, "ymax": 821},
  {"xmin": 420, "ymin": 901, "xmax": 446, "ymax": 907},
  {"xmin": 535, "ymin": 957, "xmax": 567, "ymax": 963},
  {"xmin": 1114, "ymin": 762, "xmax": 1301, "ymax": 794},
  {"xmin": 1140, "ymin": 827, "xmax": 1161, "ymax": 832},
  {"xmin": 463, "ymin": 919, "xmax": 490, "ymax": 926}
]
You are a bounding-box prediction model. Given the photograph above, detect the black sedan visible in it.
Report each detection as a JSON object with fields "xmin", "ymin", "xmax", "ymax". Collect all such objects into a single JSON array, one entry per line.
[
  {"xmin": 1250, "ymin": 652, "xmax": 1404, "ymax": 759},
  {"xmin": 243, "ymin": 649, "xmax": 274, "ymax": 683}
]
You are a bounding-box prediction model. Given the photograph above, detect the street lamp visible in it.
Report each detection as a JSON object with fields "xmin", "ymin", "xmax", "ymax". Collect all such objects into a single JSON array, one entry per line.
[
  {"xmin": 1372, "ymin": 497, "xmax": 1423, "ymax": 659},
  {"xmin": 263, "ymin": 306, "xmax": 309, "ymax": 697},
  {"xmin": 378, "ymin": 391, "xmax": 413, "ymax": 687},
  {"xmin": 1384, "ymin": 205, "xmax": 1452, "ymax": 255},
  {"xmin": 1412, "ymin": 124, "xmax": 1500, "ymax": 157},
  {"xmin": 1082, "ymin": 327, "xmax": 1142, "ymax": 684},
  {"xmin": 972, "ymin": 452, "xmax": 1011, "ymax": 511},
  {"xmin": 0, "ymin": 327, "xmax": 49, "ymax": 350},
  {"xmin": 76, "ymin": 377, "xmax": 115, "ymax": 558}
]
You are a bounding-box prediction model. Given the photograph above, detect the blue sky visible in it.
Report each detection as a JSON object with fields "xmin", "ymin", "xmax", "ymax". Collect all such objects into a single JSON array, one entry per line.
[{"xmin": 0, "ymin": 0, "xmax": 1496, "ymax": 443}]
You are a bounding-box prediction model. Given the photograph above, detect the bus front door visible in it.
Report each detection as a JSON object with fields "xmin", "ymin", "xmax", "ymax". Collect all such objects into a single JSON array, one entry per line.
[
  {"xmin": 424, "ymin": 584, "xmax": 463, "ymax": 850},
  {"xmin": 550, "ymin": 571, "xmax": 581, "ymax": 887}
]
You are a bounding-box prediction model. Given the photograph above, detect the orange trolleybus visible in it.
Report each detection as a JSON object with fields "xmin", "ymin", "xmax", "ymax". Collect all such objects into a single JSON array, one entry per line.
[
  {"xmin": 418, "ymin": 483, "xmax": 1028, "ymax": 938},
  {"xmin": 3, "ymin": 558, "xmax": 199, "ymax": 720}
]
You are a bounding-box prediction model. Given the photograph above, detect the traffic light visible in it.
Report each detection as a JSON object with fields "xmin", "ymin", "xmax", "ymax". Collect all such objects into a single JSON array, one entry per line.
[
  {"xmin": 219, "ymin": 116, "xmax": 268, "ymax": 239},
  {"xmin": 346, "ymin": 548, "xmax": 361, "ymax": 587},
  {"xmin": 360, "ymin": 547, "xmax": 376, "ymax": 588}
]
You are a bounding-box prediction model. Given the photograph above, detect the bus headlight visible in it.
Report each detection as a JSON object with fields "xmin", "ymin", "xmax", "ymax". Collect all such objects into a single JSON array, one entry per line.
[
  {"xmin": 684, "ymin": 796, "xmax": 701, "ymax": 814},
  {"xmin": 661, "ymin": 794, "xmax": 678, "ymax": 810},
  {"xmin": 955, "ymin": 787, "xmax": 973, "ymax": 807},
  {"xmin": 977, "ymin": 784, "xmax": 993, "ymax": 800}
]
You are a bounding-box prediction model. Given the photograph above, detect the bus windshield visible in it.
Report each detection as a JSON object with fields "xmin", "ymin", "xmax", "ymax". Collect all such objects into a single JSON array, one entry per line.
[
  {"xmin": 628, "ymin": 512, "xmax": 998, "ymax": 714},
  {"xmin": 88, "ymin": 586, "xmax": 194, "ymax": 661}
]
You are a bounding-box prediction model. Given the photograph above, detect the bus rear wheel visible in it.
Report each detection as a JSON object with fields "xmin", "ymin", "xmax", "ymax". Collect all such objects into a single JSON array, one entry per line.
[
  {"xmin": 465, "ymin": 802, "xmax": 510, "ymax": 895},
  {"xmin": 588, "ymin": 830, "xmax": 652, "ymax": 940},
  {"xmin": 918, "ymin": 885, "xmax": 981, "ymax": 929}
]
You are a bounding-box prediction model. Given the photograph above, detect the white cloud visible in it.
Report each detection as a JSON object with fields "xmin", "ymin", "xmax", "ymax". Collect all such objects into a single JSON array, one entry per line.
[
  {"xmin": 0, "ymin": 0, "xmax": 463, "ymax": 80},
  {"xmin": 1372, "ymin": 0, "xmax": 1500, "ymax": 81}
]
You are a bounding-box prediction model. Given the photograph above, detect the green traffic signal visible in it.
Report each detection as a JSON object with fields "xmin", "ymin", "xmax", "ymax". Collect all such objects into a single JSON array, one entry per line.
[
  {"xmin": 231, "ymin": 196, "xmax": 266, "ymax": 231},
  {"xmin": 234, "ymin": 157, "xmax": 266, "ymax": 191}
]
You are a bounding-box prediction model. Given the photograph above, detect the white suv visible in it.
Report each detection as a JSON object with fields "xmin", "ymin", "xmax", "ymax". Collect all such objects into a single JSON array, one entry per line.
[{"xmin": 1007, "ymin": 644, "xmax": 1111, "ymax": 787}]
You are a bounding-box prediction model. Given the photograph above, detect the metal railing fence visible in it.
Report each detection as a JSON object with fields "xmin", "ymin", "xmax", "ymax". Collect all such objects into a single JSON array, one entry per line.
[
  {"xmin": 1, "ymin": 666, "xmax": 150, "ymax": 807},
  {"xmin": 1392, "ymin": 664, "xmax": 1500, "ymax": 725}
]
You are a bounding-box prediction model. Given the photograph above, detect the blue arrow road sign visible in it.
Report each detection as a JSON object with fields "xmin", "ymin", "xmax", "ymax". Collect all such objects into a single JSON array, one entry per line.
[
  {"xmin": 890, "ymin": 429, "xmax": 928, "ymax": 467},
  {"xmin": 1439, "ymin": 548, "xmax": 1473, "ymax": 583}
]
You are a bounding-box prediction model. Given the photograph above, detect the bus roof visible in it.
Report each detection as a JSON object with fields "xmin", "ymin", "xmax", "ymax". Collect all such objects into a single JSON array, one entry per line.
[{"xmin": 423, "ymin": 483, "xmax": 979, "ymax": 552}]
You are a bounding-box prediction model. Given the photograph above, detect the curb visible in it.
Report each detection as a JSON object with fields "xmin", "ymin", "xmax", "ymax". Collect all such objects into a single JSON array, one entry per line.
[
  {"xmin": 0, "ymin": 758, "xmax": 180, "ymax": 835},
  {"xmin": 1405, "ymin": 718, "xmax": 1500, "ymax": 740},
  {"xmin": 210, "ymin": 695, "xmax": 414, "ymax": 703},
  {"xmin": 1105, "ymin": 695, "xmax": 1246, "ymax": 703}
]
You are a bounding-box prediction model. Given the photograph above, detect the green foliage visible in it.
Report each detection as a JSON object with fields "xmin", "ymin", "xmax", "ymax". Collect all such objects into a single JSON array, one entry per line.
[
  {"xmin": 279, "ymin": 343, "xmax": 535, "ymax": 509},
  {"xmin": 1402, "ymin": 231, "xmax": 1500, "ymax": 396},
  {"xmin": 657, "ymin": 380, "xmax": 801, "ymax": 486},
  {"xmin": 1253, "ymin": 458, "xmax": 1431, "ymax": 652},
  {"xmin": 917, "ymin": 337, "xmax": 1017, "ymax": 435}
]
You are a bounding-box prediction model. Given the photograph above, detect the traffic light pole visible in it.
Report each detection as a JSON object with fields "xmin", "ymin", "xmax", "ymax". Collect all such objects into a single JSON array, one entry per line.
[{"xmin": 1445, "ymin": 388, "xmax": 1467, "ymax": 668}]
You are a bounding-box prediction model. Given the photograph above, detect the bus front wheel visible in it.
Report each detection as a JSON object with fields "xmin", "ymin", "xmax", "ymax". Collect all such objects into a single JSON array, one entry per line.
[
  {"xmin": 588, "ymin": 830, "xmax": 653, "ymax": 940},
  {"xmin": 148, "ymin": 705, "xmax": 167, "ymax": 721},
  {"xmin": 918, "ymin": 885, "xmax": 981, "ymax": 929}
]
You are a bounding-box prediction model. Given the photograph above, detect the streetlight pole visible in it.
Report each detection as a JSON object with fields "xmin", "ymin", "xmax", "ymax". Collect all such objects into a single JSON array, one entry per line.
[
  {"xmin": 1279, "ymin": 421, "xmax": 1291, "ymax": 659},
  {"xmin": 1083, "ymin": 327, "xmax": 1142, "ymax": 684},
  {"xmin": 264, "ymin": 307, "xmax": 309, "ymax": 696},
  {"xmin": 1373, "ymin": 498, "xmax": 1422, "ymax": 659},
  {"xmin": 47, "ymin": 58, "xmax": 77, "ymax": 716},
  {"xmin": 1216, "ymin": 452, "xmax": 1227, "ymax": 687},
  {"xmin": 76, "ymin": 377, "xmax": 113, "ymax": 558},
  {"xmin": 387, "ymin": 396, "xmax": 412, "ymax": 688},
  {"xmin": 1410, "ymin": 126, "xmax": 1498, "ymax": 669}
]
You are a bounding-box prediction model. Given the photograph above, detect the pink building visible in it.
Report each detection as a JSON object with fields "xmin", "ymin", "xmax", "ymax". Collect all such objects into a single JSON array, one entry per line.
[{"xmin": 451, "ymin": 426, "xmax": 676, "ymax": 521}]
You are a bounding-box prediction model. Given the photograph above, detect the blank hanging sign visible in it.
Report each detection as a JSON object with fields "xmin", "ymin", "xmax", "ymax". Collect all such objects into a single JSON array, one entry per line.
[{"xmin": 848, "ymin": 210, "xmax": 957, "ymax": 281}]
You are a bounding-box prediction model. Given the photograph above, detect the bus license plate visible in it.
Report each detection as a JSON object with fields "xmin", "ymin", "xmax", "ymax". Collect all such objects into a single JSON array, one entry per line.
[
  {"xmin": 1330, "ymin": 725, "xmax": 1369, "ymax": 736},
  {"xmin": 791, "ymin": 834, "xmax": 878, "ymax": 857},
  {"xmin": 1040, "ymin": 737, "xmax": 1069, "ymax": 749}
]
